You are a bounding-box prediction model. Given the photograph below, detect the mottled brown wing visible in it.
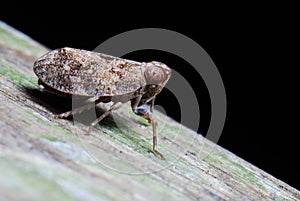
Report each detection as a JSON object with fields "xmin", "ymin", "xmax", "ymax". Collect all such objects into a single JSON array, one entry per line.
[{"xmin": 33, "ymin": 47, "xmax": 146, "ymax": 97}]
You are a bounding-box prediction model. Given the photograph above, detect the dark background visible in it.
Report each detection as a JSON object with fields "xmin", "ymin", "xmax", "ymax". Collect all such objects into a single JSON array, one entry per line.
[{"xmin": 1, "ymin": 5, "xmax": 298, "ymax": 190}]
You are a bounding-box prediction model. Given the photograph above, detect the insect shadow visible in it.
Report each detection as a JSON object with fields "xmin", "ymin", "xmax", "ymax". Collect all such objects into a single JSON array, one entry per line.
[{"xmin": 24, "ymin": 87, "xmax": 117, "ymax": 127}]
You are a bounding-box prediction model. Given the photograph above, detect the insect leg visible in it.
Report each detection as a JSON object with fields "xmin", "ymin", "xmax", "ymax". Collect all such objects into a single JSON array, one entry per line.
[
  {"xmin": 54, "ymin": 103, "xmax": 96, "ymax": 119},
  {"xmin": 150, "ymin": 97, "xmax": 155, "ymax": 113},
  {"xmin": 86, "ymin": 102, "xmax": 121, "ymax": 136},
  {"xmin": 89, "ymin": 102, "xmax": 122, "ymax": 127},
  {"xmin": 131, "ymin": 98, "xmax": 165, "ymax": 160}
]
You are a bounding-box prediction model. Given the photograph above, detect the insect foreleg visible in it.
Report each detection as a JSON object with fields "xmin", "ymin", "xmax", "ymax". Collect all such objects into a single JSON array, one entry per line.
[
  {"xmin": 131, "ymin": 98, "xmax": 165, "ymax": 160},
  {"xmin": 150, "ymin": 97, "xmax": 155, "ymax": 113}
]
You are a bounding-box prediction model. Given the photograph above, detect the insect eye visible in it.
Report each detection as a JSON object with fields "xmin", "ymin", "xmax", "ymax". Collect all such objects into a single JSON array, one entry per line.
[{"xmin": 144, "ymin": 64, "xmax": 166, "ymax": 85}]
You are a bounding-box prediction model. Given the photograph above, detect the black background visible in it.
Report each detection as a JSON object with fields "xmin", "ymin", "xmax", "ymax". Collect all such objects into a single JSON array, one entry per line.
[{"xmin": 1, "ymin": 4, "xmax": 298, "ymax": 190}]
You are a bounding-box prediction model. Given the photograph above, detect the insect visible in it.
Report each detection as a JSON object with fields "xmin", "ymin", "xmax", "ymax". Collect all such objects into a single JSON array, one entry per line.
[{"xmin": 33, "ymin": 47, "xmax": 172, "ymax": 160}]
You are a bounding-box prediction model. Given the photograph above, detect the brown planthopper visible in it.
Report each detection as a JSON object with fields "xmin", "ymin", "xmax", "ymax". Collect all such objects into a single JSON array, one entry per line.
[{"xmin": 33, "ymin": 47, "xmax": 171, "ymax": 159}]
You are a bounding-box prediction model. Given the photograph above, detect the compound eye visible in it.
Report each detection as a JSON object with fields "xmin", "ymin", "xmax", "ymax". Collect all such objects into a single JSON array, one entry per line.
[{"xmin": 144, "ymin": 64, "xmax": 166, "ymax": 85}]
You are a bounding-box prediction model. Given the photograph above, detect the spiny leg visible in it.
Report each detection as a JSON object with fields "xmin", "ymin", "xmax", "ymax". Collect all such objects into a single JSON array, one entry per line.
[
  {"xmin": 131, "ymin": 98, "xmax": 165, "ymax": 160},
  {"xmin": 54, "ymin": 102, "xmax": 96, "ymax": 119}
]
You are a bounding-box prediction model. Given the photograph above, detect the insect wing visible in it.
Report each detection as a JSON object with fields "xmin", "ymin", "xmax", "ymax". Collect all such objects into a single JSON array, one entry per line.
[{"xmin": 34, "ymin": 48, "xmax": 145, "ymax": 97}]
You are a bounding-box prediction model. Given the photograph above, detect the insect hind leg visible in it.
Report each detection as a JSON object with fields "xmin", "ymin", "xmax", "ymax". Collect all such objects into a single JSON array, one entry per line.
[
  {"xmin": 54, "ymin": 102, "xmax": 96, "ymax": 119},
  {"xmin": 54, "ymin": 96, "xmax": 107, "ymax": 119}
]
